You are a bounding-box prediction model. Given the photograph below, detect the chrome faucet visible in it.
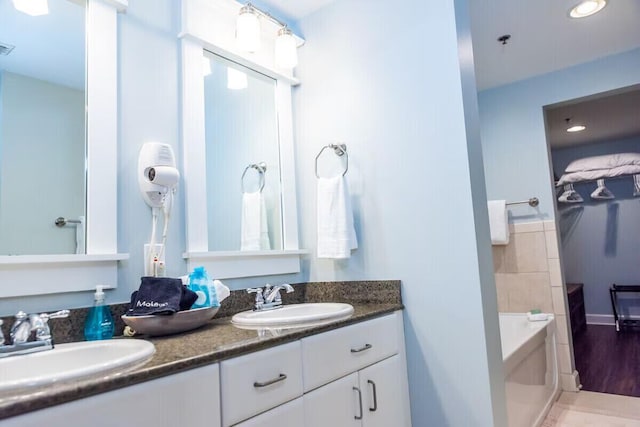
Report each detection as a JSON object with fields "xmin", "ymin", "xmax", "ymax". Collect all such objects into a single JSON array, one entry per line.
[
  {"xmin": 0, "ymin": 309, "xmax": 69, "ymax": 358},
  {"xmin": 246, "ymin": 284, "xmax": 294, "ymax": 311}
]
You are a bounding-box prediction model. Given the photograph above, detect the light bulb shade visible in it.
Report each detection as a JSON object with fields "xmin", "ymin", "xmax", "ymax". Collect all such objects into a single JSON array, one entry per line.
[
  {"xmin": 236, "ymin": 7, "xmax": 261, "ymax": 52},
  {"xmin": 12, "ymin": 0, "xmax": 49, "ymax": 16},
  {"xmin": 227, "ymin": 67, "xmax": 248, "ymax": 90},
  {"xmin": 275, "ymin": 28, "xmax": 298, "ymax": 69}
]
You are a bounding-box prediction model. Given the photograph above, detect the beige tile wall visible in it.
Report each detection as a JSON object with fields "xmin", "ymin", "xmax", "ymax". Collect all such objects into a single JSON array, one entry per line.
[{"xmin": 493, "ymin": 220, "xmax": 579, "ymax": 392}]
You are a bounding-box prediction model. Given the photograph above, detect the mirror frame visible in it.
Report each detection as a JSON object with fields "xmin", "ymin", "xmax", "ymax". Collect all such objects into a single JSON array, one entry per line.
[
  {"xmin": 180, "ymin": 0, "xmax": 307, "ymax": 279},
  {"xmin": 0, "ymin": 0, "xmax": 129, "ymax": 297}
]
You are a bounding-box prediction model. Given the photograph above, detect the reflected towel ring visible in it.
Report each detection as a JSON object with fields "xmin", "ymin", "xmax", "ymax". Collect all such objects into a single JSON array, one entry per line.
[
  {"xmin": 315, "ymin": 143, "xmax": 348, "ymax": 178},
  {"xmin": 241, "ymin": 162, "xmax": 267, "ymax": 193}
]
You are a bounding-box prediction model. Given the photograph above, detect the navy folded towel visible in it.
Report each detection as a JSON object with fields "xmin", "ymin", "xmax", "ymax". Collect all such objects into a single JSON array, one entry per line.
[{"xmin": 127, "ymin": 277, "xmax": 198, "ymax": 316}]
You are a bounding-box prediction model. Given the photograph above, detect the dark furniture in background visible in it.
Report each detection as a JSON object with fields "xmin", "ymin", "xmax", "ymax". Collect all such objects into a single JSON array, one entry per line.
[
  {"xmin": 567, "ymin": 283, "xmax": 586, "ymax": 337},
  {"xmin": 609, "ymin": 284, "xmax": 640, "ymax": 332}
]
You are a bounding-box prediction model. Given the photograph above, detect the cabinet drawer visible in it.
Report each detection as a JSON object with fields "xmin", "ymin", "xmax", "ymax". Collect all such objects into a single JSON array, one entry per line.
[
  {"xmin": 221, "ymin": 341, "xmax": 303, "ymax": 426},
  {"xmin": 301, "ymin": 313, "xmax": 399, "ymax": 392}
]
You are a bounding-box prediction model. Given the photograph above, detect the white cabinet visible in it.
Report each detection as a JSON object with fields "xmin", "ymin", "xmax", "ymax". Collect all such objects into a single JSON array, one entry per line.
[
  {"xmin": 1, "ymin": 364, "xmax": 221, "ymax": 427},
  {"xmin": 304, "ymin": 373, "xmax": 361, "ymax": 427},
  {"xmin": 220, "ymin": 341, "xmax": 303, "ymax": 426},
  {"xmin": 304, "ymin": 355, "xmax": 410, "ymax": 427},
  {"xmin": 234, "ymin": 397, "xmax": 305, "ymax": 427}
]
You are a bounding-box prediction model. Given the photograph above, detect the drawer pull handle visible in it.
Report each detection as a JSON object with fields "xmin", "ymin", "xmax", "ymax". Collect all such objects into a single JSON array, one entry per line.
[
  {"xmin": 253, "ymin": 373, "xmax": 287, "ymax": 388},
  {"xmin": 353, "ymin": 386, "xmax": 363, "ymax": 420},
  {"xmin": 351, "ymin": 343, "xmax": 372, "ymax": 353},
  {"xmin": 368, "ymin": 380, "xmax": 378, "ymax": 412}
]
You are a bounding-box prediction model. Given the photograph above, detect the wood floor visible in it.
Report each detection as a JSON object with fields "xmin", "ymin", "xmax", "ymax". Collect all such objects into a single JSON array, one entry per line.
[{"xmin": 573, "ymin": 324, "xmax": 640, "ymax": 397}]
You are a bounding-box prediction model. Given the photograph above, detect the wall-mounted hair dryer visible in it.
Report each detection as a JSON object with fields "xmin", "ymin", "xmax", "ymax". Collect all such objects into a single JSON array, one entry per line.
[
  {"xmin": 138, "ymin": 142, "xmax": 180, "ymax": 208},
  {"xmin": 138, "ymin": 142, "xmax": 180, "ymax": 276}
]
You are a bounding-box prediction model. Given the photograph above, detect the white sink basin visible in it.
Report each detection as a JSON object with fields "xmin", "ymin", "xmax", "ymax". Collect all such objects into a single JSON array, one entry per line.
[
  {"xmin": 0, "ymin": 339, "xmax": 155, "ymax": 396},
  {"xmin": 231, "ymin": 303, "xmax": 354, "ymax": 329}
]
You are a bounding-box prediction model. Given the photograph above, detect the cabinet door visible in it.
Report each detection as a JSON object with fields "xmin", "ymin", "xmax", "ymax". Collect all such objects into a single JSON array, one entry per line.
[
  {"xmin": 359, "ymin": 355, "xmax": 411, "ymax": 427},
  {"xmin": 1, "ymin": 364, "xmax": 221, "ymax": 427},
  {"xmin": 304, "ymin": 372, "xmax": 362, "ymax": 427},
  {"xmin": 234, "ymin": 398, "xmax": 304, "ymax": 427}
]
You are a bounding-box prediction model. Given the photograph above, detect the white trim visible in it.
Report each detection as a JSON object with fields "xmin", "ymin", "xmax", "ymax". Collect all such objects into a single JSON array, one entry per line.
[
  {"xmin": 86, "ymin": 0, "xmax": 118, "ymax": 254},
  {"xmin": 98, "ymin": 0, "xmax": 128, "ymax": 13},
  {"xmin": 0, "ymin": 260, "xmax": 121, "ymax": 298},
  {"xmin": 276, "ymin": 82, "xmax": 300, "ymax": 250},
  {"xmin": 183, "ymin": 250, "xmax": 308, "ymax": 258},
  {"xmin": 179, "ymin": 1, "xmax": 306, "ymax": 279},
  {"xmin": 181, "ymin": 37, "xmax": 209, "ymax": 253},
  {"xmin": 0, "ymin": 254, "xmax": 128, "ymax": 265},
  {"xmin": 586, "ymin": 313, "xmax": 640, "ymax": 325},
  {"xmin": 185, "ymin": 251, "xmax": 304, "ymax": 279}
]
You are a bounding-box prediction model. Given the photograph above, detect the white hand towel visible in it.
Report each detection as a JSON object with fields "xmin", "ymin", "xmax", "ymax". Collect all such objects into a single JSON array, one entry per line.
[
  {"xmin": 75, "ymin": 216, "xmax": 86, "ymax": 254},
  {"xmin": 241, "ymin": 192, "xmax": 271, "ymax": 251},
  {"xmin": 487, "ymin": 200, "xmax": 509, "ymax": 245},
  {"xmin": 317, "ymin": 176, "xmax": 358, "ymax": 259}
]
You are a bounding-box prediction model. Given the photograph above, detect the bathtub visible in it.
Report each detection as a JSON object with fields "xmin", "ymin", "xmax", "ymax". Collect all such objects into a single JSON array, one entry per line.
[{"xmin": 500, "ymin": 313, "xmax": 559, "ymax": 427}]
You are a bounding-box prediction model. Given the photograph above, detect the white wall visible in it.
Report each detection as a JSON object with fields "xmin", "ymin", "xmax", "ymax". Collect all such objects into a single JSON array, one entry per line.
[
  {"xmin": 0, "ymin": 71, "xmax": 85, "ymax": 255},
  {"xmin": 292, "ymin": 0, "xmax": 506, "ymax": 425}
]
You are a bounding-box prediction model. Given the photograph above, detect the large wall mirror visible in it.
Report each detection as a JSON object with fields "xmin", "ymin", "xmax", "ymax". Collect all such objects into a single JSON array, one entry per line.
[
  {"xmin": 180, "ymin": 0, "xmax": 305, "ymax": 279},
  {"xmin": 0, "ymin": 0, "xmax": 126, "ymax": 298},
  {"xmin": 203, "ymin": 52, "xmax": 283, "ymax": 252},
  {"xmin": 0, "ymin": 0, "xmax": 86, "ymax": 255}
]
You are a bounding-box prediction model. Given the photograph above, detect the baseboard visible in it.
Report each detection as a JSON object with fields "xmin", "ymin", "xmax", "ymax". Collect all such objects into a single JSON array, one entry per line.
[{"xmin": 586, "ymin": 313, "xmax": 640, "ymax": 325}]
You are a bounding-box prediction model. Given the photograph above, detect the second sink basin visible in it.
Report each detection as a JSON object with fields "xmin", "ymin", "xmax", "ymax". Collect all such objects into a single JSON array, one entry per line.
[
  {"xmin": 231, "ymin": 303, "xmax": 354, "ymax": 328},
  {"xmin": 0, "ymin": 339, "xmax": 155, "ymax": 396}
]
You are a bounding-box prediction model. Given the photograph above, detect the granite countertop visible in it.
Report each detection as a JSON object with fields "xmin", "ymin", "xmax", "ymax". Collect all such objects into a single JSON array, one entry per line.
[{"xmin": 0, "ymin": 280, "xmax": 402, "ymax": 420}]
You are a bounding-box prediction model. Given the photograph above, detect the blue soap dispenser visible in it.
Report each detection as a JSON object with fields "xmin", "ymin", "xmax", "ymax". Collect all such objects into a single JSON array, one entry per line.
[{"xmin": 84, "ymin": 285, "xmax": 114, "ymax": 341}]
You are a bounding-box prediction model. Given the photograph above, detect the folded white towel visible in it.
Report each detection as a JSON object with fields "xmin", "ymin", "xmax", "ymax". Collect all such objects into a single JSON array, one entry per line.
[
  {"xmin": 240, "ymin": 192, "xmax": 271, "ymax": 251},
  {"xmin": 487, "ymin": 200, "xmax": 509, "ymax": 245},
  {"xmin": 317, "ymin": 176, "xmax": 357, "ymax": 259}
]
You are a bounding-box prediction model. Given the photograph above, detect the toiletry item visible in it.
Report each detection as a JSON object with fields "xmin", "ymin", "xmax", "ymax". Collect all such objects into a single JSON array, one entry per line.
[
  {"xmin": 189, "ymin": 267, "xmax": 213, "ymax": 309},
  {"xmin": 84, "ymin": 285, "xmax": 115, "ymax": 340},
  {"xmin": 213, "ymin": 279, "xmax": 230, "ymax": 303},
  {"xmin": 527, "ymin": 309, "xmax": 549, "ymax": 322}
]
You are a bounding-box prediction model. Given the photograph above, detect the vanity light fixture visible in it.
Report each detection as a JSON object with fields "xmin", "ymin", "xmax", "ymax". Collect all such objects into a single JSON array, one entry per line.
[
  {"xmin": 565, "ymin": 118, "xmax": 586, "ymax": 132},
  {"xmin": 569, "ymin": 0, "xmax": 607, "ymax": 18},
  {"xmin": 12, "ymin": 0, "xmax": 49, "ymax": 16},
  {"xmin": 236, "ymin": 4, "xmax": 261, "ymax": 52},
  {"xmin": 227, "ymin": 67, "xmax": 248, "ymax": 90},
  {"xmin": 236, "ymin": 3, "xmax": 299, "ymax": 69}
]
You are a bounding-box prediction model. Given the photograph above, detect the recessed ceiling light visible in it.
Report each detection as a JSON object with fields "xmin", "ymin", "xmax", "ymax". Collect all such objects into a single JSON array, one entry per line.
[
  {"xmin": 565, "ymin": 117, "xmax": 586, "ymax": 132},
  {"xmin": 569, "ymin": 0, "xmax": 607, "ymax": 18}
]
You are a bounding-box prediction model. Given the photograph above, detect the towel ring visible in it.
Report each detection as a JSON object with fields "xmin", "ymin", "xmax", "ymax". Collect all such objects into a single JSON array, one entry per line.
[
  {"xmin": 241, "ymin": 162, "xmax": 267, "ymax": 194},
  {"xmin": 315, "ymin": 144, "xmax": 348, "ymax": 178}
]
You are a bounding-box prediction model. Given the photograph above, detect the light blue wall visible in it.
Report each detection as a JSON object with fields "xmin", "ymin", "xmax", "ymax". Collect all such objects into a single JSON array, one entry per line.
[
  {"xmin": 293, "ymin": 0, "xmax": 506, "ymax": 425},
  {"xmin": 552, "ymin": 136, "xmax": 640, "ymax": 316},
  {"xmin": 478, "ymin": 48, "xmax": 640, "ymax": 223}
]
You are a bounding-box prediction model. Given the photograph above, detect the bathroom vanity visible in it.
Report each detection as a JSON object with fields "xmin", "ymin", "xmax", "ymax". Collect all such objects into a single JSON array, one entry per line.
[{"xmin": 0, "ymin": 282, "xmax": 411, "ymax": 427}]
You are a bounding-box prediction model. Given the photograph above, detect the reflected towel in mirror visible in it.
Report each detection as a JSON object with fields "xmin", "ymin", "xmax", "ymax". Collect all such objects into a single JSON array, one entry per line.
[
  {"xmin": 240, "ymin": 192, "xmax": 271, "ymax": 251},
  {"xmin": 317, "ymin": 176, "xmax": 357, "ymax": 259}
]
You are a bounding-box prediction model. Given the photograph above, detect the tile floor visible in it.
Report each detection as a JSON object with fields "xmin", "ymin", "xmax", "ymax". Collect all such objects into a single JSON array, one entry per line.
[{"xmin": 543, "ymin": 391, "xmax": 640, "ymax": 426}]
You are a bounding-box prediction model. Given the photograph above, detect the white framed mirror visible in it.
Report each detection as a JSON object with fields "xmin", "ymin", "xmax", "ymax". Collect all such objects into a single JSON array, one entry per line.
[
  {"xmin": 0, "ymin": 0, "xmax": 128, "ymax": 297},
  {"xmin": 180, "ymin": 0, "xmax": 306, "ymax": 279}
]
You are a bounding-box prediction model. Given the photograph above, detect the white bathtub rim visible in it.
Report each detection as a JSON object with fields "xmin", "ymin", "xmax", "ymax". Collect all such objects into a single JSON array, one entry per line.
[{"xmin": 499, "ymin": 312, "xmax": 555, "ymax": 363}]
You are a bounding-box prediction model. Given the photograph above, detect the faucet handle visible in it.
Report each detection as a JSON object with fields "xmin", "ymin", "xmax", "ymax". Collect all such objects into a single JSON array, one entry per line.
[
  {"xmin": 32, "ymin": 310, "xmax": 70, "ymax": 341},
  {"xmin": 247, "ymin": 288, "xmax": 264, "ymax": 302}
]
